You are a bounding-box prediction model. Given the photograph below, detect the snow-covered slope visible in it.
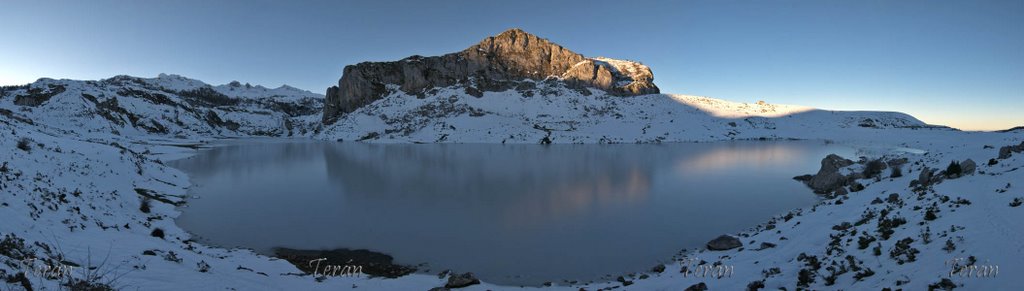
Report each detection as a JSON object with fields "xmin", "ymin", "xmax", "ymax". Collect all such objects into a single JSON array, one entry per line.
[
  {"xmin": 0, "ymin": 74, "xmax": 324, "ymax": 141},
  {"xmin": 318, "ymin": 84, "xmax": 936, "ymax": 144},
  {"xmin": 3, "ymin": 73, "xmax": 1022, "ymax": 290}
]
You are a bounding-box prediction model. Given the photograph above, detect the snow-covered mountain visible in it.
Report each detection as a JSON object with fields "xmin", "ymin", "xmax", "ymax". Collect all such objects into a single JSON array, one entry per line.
[
  {"xmin": 0, "ymin": 74, "xmax": 323, "ymax": 141},
  {"xmin": 3, "ymin": 29, "xmax": 1020, "ymax": 290},
  {"xmin": 317, "ymin": 84, "xmax": 936, "ymax": 144},
  {"xmin": 316, "ymin": 29, "xmax": 939, "ymax": 144}
]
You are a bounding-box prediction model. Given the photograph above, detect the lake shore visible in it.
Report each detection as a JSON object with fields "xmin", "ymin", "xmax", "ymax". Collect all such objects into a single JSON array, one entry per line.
[{"xmin": 2, "ymin": 117, "xmax": 1022, "ymax": 290}]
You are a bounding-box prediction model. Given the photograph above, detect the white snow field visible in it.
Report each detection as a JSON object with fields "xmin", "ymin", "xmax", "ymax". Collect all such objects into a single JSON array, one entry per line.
[{"xmin": 1, "ymin": 75, "xmax": 1022, "ymax": 290}]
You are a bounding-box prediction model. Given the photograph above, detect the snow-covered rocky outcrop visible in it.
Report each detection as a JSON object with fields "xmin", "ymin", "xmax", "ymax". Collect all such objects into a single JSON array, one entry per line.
[
  {"xmin": 323, "ymin": 29, "xmax": 659, "ymax": 124},
  {"xmin": 318, "ymin": 84, "xmax": 935, "ymax": 144},
  {"xmin": 0, "ymin": 74, "xmax": 323, "ymax": 141}
]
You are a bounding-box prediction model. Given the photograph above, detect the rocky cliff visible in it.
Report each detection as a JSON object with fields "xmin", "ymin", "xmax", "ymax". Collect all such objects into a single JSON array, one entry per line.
[{"xmin": 323, "ymin": 28, "xmax": 660, "ymax": 124}]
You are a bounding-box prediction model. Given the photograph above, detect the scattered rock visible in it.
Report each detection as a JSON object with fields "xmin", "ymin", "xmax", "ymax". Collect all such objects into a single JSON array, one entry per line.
[
  {"xmin": 928, "ymin": 278, "xmax": 957, "ymax": 290},
  {"xmin": 150, "ymin": 228, "xmax": 165, "ymax": 239},
  {"xmin": 998, "ymin": 141, "xmax": 1024, "ymax": 159},
  {"xmin": 961, "ymin": 159, "xmax": 976, "ymax": 175},
  {"xmin": 651, "ymin": 264, "xmax": 666, "ymax": 273},
  {"xmin": 616, "ymin": 277, "xmax": 634, "ymax": 286},
  {"xmin": 747, "ymin": 280, "xmax": 766, "ymax": 290},
  {"xmin": 805, "ymin": 154, "xmax": 854, "ymax": 194},
  {"xmin": 685, "ymin": 282, "xmax": 708, "ymax": 291},
  {"xmin": 444, "ymin": 272, "xmax": 480, "ymax": 289},
  {"xmin": 707, "ymin": 235, "xmax": 743, "ymax": 251},
  {"xmin": 918, "ymin": 167, "xmax": 934, "ymax": 187},
  {"xmin": 274, "ymin": 248, "xmax": 416, "ymax": 278},
  {"xmin": 834, "ymin": 187, "xmax": 849, "ymax": 196},
  {"xmin": 849, "ymin": 181, "xmax": 865, "ymax": 192}
]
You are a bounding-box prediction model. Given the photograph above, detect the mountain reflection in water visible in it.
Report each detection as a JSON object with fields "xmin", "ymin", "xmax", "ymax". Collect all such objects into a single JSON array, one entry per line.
[{"xmin": 172, "ymin": 140, "xmax": 853, "ymax": 286}]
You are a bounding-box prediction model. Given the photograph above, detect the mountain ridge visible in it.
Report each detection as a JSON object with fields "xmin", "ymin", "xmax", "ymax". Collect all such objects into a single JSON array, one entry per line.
[
  {"xmin": 323, "ymin": 28, "xmax": 659, "ymax": 124},
  {"xmin": 0, "ymin": 74, "xmax": 324, "ymax": 140}
]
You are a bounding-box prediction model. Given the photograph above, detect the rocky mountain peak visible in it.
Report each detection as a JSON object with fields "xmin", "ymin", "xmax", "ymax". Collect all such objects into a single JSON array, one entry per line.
[{"xmin": 323, "ymin": 29, "xmax": 660, "ymax": 125}]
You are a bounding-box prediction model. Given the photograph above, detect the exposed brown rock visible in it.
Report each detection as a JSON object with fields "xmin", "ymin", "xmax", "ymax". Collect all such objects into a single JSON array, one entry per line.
[{"xmin": 323, "ymin": 28, "xmax": 660, "ymax": 124}]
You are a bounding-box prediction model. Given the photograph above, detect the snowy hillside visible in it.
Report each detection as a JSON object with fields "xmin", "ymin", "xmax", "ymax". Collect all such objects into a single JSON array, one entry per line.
[
  {"xmin": 2, "ymin": 73, "xmax": 1022, "ymax": 290},
  {"xmin": 0, "ymin": 74, "xmax": 324, "ymax": 141},
  {"xmin": 318, "ymin": 84, "xmax": 936, "ymax": 144}
]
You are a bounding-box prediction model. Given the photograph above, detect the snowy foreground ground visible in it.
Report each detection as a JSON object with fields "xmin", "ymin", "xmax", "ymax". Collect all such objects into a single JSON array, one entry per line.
[{"xmin": 2, "ymin": 77, "xmax": 1023, "ymax": 290}]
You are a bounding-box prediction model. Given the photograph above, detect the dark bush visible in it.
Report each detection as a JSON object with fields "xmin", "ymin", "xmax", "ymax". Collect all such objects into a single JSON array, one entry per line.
[
  {"xmin": 139, "ymin": 198, "xmax": 151, "ymax": 213},
  {"xmin": 151, "ymin": 228, "xmax": 165, "ymax": 239},
  {"xmin": 16, "ymin": 138, "xmax": 32, "ymax": 152},
  {"xmin": 890, "ymin": 166, "xmax": 903, "ymax": 178},
  {"xmin": 945, "ymin": 160, "xmax": 962, "ymax": 178},
  {"xmin": 863, "ymin": 159, "xmax": 886, "ymax": 178}
]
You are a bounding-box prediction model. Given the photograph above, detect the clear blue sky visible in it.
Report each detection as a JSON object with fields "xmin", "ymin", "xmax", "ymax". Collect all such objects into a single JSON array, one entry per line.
[{"xmin": 1, "ymin": 0, "xmax": 1021, "ymax": 130}]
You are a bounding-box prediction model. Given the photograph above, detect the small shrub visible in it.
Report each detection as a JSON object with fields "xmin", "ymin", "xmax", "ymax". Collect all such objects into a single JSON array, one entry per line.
[
  {"xmin": 889, "ymin": 237, "xmax": 919, "ymax": 264},
  {"xmin": 164, "ymin": 251, "xmax": 182, "ymax": 263},
  {"xmin": 890, "ymin": 166, "xmax": 903, "ymax": 178},
  {"xmin": 197, "ymin": 260, "xmax": 211, "ymax": 273},
  {"xmin": 877, "ymin": 216, "xmax": 907, "ymax": 240},
  {"xmin": 945, "ymin": 160, "xmax": 962, "ymax": 178},
  {"xmin": 853, "ymin": 268, "xmax": 875, "ymax": 281},
  {"xmin": 17, "ymin": 138, "xmax": 32, "ymax": 152},
  {"xmin": 943, "ymin": 239, "xmax": 956, "ymax": 252},
  {"xmin": 139, "ymin": 198, "xmax": 152, "ymax": 213},
  {"xmin": 929, "ymin": 278, "xmax": 957, "ymax": 290},
  {"xmin": 858, "ymin": 235, "xmax": 876, "ymax": 250},
  {"xmin": 151, "ymin": 228, "xmax": 165, "ymax": 239},
  {"xmin": 797, "ymin": 268, "xmax": 815, "ymax": 288},
  {"xmin": 864, "ymin": 159, "xmax": 886, "ymax": 178},
  {"xmin": 924, "ymin": 208, "xmax": 938, "ymax": 221}
]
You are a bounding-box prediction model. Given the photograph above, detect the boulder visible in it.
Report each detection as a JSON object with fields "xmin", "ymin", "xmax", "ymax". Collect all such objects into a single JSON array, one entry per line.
[
  {"xmin": 651, "ymin": 264, "xmax": 666, "ymax": 273},
  {"xmin": 685, "ymin": 282, "xmax": 708, "ymax": 291},
  {"xmin": 834, "ymin": 187, "xmax": 849, "ymax": 196},
  {"xmin": 998, "ymin": 141, "xmax": 1024, "ymax": 159},
  {"xmin": 961, "ymin": 159, "xmax": 977, "ymax": 175},
  {"xmin": 707, "ymin": 235, "xmax": 743, "ymax": 251},
  {"xmin": 918, "ymin": 167, "xmax": 934, "ymax": 187},
  {"xmin": 444, "ymin": 272, "xmax": 480, "ymax": 289},
  {"xmin": 806, "ymin": 154, "xmax": 854, "ymax": 194},
  {"xmin": 323, "ymin": 29, "xmax": 660, "ymax": 124},
  {"xmin": 849, "ymin": 181, "xmax": 865, "ymax": 192}
]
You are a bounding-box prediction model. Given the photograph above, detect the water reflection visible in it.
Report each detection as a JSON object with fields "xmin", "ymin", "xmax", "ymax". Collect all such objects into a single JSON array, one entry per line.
[{"xmin": 172, "ymin": 141, "xmax": 852, "ymax": 286}]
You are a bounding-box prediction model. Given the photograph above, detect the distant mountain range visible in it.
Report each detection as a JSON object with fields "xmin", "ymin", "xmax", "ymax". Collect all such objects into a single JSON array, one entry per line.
[
  {"xmin": 0, "ymin": 29, "xmax": 949, "ymax": 144},
  {"xmin": 0, "ymin": 74, "xmax": 323, "ymax": 140}
]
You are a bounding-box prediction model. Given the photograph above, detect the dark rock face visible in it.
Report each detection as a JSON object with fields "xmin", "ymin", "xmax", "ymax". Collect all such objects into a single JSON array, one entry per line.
[
  {"xmin": 707, "ymin": 234, "xmax": 743, "ymax": 251},
  {"xmin": 323, "ymin": 28, "xmax": 660, "ymax": 124},
  {"xmin": 13, "ymin": 84, "xmax": 66, "ymax": 106}
]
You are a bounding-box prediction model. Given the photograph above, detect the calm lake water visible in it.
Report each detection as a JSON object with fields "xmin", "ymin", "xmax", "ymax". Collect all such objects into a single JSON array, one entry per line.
[{"xmin": 171, "ymin": 140, "xmax": 853, "ymax": 286}]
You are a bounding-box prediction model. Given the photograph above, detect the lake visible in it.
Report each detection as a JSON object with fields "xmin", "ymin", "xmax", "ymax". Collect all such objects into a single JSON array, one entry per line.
[{"xmin": 171, "ymin": 140, "xmax": 853, "ymax": 286}]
